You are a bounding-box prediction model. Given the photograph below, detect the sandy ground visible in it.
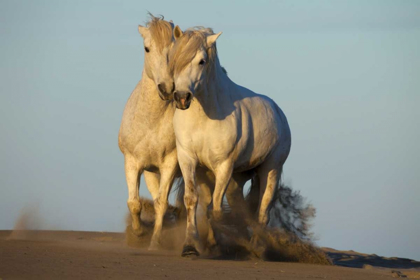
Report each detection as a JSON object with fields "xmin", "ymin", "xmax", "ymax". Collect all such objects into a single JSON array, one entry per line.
[{"xmin": 1, "ymin": 230, "xmax": 419, "ymax": 279}]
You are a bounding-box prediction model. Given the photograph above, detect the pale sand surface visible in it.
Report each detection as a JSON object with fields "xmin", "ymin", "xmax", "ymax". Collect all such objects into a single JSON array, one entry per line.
[{"xmin": 0, "ymin": 230, "xmax": 419, "ymax": 279}]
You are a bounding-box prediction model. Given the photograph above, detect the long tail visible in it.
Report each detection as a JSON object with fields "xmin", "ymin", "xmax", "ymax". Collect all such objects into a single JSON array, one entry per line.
[{"xmin": 268, "ymin": 181, "xmax": 316, "ymax": 240}]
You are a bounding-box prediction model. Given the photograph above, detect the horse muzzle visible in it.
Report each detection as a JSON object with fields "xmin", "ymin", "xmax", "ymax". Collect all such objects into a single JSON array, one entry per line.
[
  {"xmin": 157, "ymin": 83, "xmax": 175, "ymax": 101},
  {"xmin": 174, "ymin": 91, "xmax": 192, "ymax": 110}
]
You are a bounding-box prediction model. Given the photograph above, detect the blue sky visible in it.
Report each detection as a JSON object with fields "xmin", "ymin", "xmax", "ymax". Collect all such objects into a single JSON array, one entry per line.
[{"xmin": 0, "ymin": 0, "xmax": 419, "ymax": 260}]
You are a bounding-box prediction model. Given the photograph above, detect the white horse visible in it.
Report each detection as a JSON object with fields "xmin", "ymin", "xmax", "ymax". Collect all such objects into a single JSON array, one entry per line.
[
  {"xmin": 118, "ymin": 15, "xmax": 179, "ymax": 250},
  {"xmin": 169, "ymin": 26, "xmax": 291, "ymax": 256},
  {"xmin": 118, "ymin": 16, "xmax": 254, "ymax": 252}
]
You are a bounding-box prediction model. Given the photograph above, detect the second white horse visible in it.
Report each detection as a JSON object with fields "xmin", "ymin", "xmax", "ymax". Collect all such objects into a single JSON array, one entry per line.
[{"xmin": 169, "ymin": 26, "xmax": 292, "ymax": 256}]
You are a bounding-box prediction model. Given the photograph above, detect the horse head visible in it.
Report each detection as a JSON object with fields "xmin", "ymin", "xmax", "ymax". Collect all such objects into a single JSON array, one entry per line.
[
  {"xmin": 169, "ymin": 26, "xmax": 222, "ymax": 110},
  {"xmin": 139, "ymin": 14, "xmax": 175, "ymax": 100}
]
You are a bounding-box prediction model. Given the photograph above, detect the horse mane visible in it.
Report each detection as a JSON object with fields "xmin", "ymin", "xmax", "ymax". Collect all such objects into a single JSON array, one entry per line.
[
  {"xmin": 169, "ymin": 27, "xmax": 221, "ymax": 80},
  {"xmin": 146, "ymin": 13, "xmax": 174, "ymax": 52}
]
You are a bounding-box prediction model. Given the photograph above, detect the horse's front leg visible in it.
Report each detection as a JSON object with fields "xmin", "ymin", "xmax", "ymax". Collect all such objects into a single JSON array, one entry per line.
[
  {"xmin": 196, "ymin": 175, "xmax": 218, "ymax": 253},
  {"xmin": 149, "ymin": 157, "xmax": 178, "ymax": 250},
  {"xmin": 212, "ymin": 160, "xmax": 234, "ymax": 222},
  {"xmin": 178, "ymin": 153, "xmax": 199, "ymax": 257},
  {"xmin": 124, "ymin": 155, "xmax": 144, "ymax": 236}
]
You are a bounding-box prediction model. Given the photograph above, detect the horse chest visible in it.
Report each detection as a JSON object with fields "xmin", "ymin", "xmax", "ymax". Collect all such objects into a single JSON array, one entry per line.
[
  {"xmin": 123, "ymin": 122, "xmax": 176, "ymax": 167},
  {"xmin": 191, "ymin": 125, "xmax": 238, "ymax": 168}
]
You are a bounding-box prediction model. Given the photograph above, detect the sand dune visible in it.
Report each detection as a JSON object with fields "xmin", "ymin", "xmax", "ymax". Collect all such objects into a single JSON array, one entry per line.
[{"xmin": 1, "ymin": 230, "xmax": 419, "ymax": 279}]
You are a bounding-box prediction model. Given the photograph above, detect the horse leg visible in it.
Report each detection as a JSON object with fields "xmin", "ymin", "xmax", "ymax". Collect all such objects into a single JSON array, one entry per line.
[
  {"xmin": 199, "ymin": 161, "xmax": 233, "ymax": 252},
  {"xmin": 125, "ymin": 156, "xmax": 144, "ymax": 236},
  {"xmin": 149, "ymin": 160, "xmax": 177, "ymax": 250},
  {"xmin": 142, "ymin": 171, "xmax": 159, "ymax": 235},
  {"xmin": 225, "ymin": 175, "xmax": 250, "ymax": 237},
  {"xmin": 144, "ymin": 171, "xmax": 160, "ymax": 201},
  {"xmin": 196, "ymin": 176, "xmax": 217, "ymax": 253},
  {"xmin": 257, "ymin": 166, "xmax": 282, "ymax": 225},
  {"xmin": 249, "ymin": 164, "xmax": 281, "ymax": 252},
  {"xmin": 212, "ymin": 160, "xmax": 234, "ymax": 222},
  {"xmin": 226, "ymin": 174, "xmax": 250, "ymax": 218},
  {"xmin": 179, "ymin": 156, "xmax": 199, "ymax": 257}
]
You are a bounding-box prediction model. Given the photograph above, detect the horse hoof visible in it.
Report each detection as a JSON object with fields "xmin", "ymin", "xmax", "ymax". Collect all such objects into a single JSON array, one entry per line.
[{"xmin": 181, "ymin": 245, "xmax": 200, "ymax": 257}]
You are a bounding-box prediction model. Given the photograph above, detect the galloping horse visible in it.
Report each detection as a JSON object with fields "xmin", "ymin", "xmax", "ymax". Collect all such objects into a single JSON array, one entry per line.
[
  {"xmin": 119, "ymin": 16, "xmax": 255, "ymax": 253},
  {"xmin": 169, "ymin": 26, "xmax": 291, "ymax": 256},
  {"xmin": 118, "ymin": 15, "xmax": 178, "ymax": 250}
]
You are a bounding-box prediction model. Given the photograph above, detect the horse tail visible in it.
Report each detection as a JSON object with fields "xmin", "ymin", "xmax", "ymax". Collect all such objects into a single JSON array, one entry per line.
[
  {"xmin": 245, "ymin": 173, "xmax": 260, "ymax": 218},
  {"xmin": 173, "ymin": 177, "xmax": 186, "ymax": 220}
]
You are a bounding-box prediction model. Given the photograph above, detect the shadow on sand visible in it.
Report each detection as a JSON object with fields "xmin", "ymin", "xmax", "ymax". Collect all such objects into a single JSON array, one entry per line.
[{"xmin": 324, "ymin": 248, "xmax": 420, "ymax": 269}]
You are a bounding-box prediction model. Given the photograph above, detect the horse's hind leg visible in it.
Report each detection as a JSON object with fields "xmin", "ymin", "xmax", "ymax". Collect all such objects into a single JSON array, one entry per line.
[
  {"xmin": 125, "ymin": 156, "xmax": 144, "ymax": 236},
  {"xmin": 225, "ymin": 175, "xmax": 250, "ymax": 237},
  {"xmin": 144, "ymin": 171, "xmax": 160, "ymax": 201},
  {"xmin": 226, "ymin": 173, "xmax": 253, "ymax": 218},
  {"xmin": 257, "ymin": 165, "xmax": 282, "ymax": 225},
  {"xmin": 248, "ymin": 164, "xmax": 281, "ymax": 252}
]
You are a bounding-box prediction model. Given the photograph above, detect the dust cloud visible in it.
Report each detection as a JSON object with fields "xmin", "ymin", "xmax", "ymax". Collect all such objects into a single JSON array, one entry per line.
[
  {"xmin": 125, "ymin": 183, "xmax": 331, "ymax": 265},
  {"xmin": 8, "ymin": 204, "xmax": 46, "ymax": 240}
]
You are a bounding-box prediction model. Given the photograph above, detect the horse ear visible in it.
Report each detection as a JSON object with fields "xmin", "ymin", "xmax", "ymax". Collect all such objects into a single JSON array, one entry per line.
[
  {"xmin": 174, "ymin": 25, "xmax": 183, "ymax": 40},
  {"xmin": 207, "ymin": 31, "xmax": 222, "ymax": 47},
  {"xmin": 138, "ymin": 25, "xmax": 149, "ymax": 38}
]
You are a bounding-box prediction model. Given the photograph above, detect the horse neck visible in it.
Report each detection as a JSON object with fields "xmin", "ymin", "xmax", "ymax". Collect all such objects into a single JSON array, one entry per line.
[
  {"xmin": 136, "ymin": 70, "xmax": 173, "ymax": 117},
  {"xmin": 197, "ymin": 60, "xmax": 236, "ymax": 111}
]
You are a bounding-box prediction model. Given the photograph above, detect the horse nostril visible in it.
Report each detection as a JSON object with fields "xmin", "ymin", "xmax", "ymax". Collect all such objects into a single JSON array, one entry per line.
[
  {"xmin": 174, "ymin": 91, "xmax": 192, "ymax": 108},
  {"xmin": 158, "ymin": 83, "xmax": 166, "ymax": 94}
]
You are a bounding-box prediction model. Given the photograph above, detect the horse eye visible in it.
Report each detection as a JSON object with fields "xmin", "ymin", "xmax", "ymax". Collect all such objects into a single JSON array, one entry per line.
[
  {"xmin": 199, "ymin": 59, "xmax": 206, "ymax": 65},
  {"xmin": 145, "ymin": 47, "xmax": 150, "ymax": 53}
]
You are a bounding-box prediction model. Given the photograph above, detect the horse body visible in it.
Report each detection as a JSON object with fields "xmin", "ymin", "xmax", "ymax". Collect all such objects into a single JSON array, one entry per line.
[
  {"xmin": 119, "ymin": 76, "xmax": 178, "ymax": 173},
  {"xmin": 173, "ymin": 72, "xmax": 291, "ymax": 215},
  {"xmin": 170, "ymin": 27, "xmax": 291, "ymax": 255},
  {"xmin": 119, "ymin": 17, "xmax": 254, "ymax": 253},
  {"xmin": 176, "ymin": 89, "xmax": 289, "ymax": 172},
  {"xmin": 118, "ymin": 16, "xmax": 179, "ymax": 250}
]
